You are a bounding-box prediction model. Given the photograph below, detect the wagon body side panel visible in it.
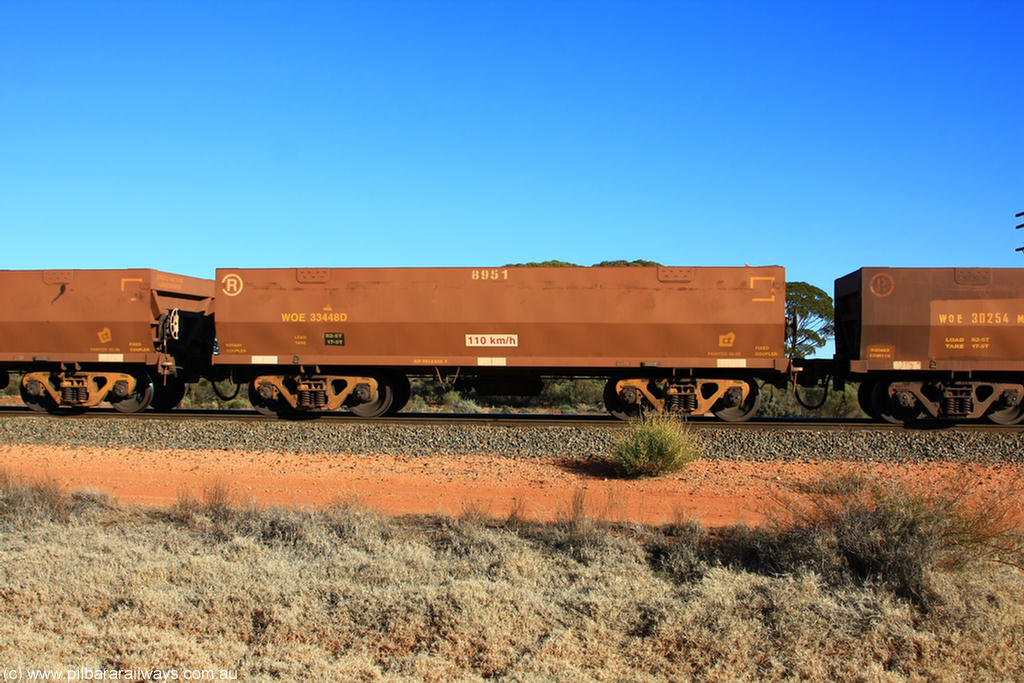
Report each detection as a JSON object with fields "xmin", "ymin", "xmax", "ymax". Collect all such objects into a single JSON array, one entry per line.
[
  {"xmin": 212, "ymin": 266, "xmax": 787, "ymax": 372},
  {"xmin": 0, "ymin": 269, "xmax": 214, "ymax": 366}
]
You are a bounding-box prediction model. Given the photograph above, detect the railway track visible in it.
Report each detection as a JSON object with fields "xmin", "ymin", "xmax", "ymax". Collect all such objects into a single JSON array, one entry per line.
[{"xmin": 1, "ymin": 405, "xmax": 1021, "ymax": 433}]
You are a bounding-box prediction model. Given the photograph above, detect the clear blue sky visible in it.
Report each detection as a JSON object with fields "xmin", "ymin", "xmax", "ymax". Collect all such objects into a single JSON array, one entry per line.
[{"xmin": 2, "ymin": 0, "xmax": 1021, "ymax": 296}]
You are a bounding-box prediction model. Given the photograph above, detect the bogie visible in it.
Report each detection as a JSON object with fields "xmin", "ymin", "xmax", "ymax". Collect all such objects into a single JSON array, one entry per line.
[
  {"xmin": 864, "ymin": 376, "xmax": 1024, "ymax": 425},
  {"xmin": 603, "ymin": 376, "xmax": 761, "ymax": 421}
]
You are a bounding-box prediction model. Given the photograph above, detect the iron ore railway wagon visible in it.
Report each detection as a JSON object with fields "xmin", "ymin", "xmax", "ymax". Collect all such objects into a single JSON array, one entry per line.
[
  {"xmin": 3, "ymin": 264, "xmax": 1024, "ymax": 424},
  {"xmin": 813, "ymin": 267, "xmax": 1024, "ymax": 425},
  {"xmin": 0, "ymin": 269, "xmax": 214, "ymax": 413},
  {"xmin": 211, "ymin": 265, "xmax": 787, "ymax": 421}
]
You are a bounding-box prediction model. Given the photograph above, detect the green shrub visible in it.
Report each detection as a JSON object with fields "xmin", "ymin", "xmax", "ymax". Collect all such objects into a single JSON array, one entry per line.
[
  {"xmin": 178, "ymin": 378, "xmax": 244, "ymax": 409},
  {"xmin": 442, "ymin": 390, "xmax": 481, "ymax": 413},
  {"xmin": 758, "ymin": 381, "xmax": 868, "ymax": 418},
  {"xmin": 1, "ymin": 372, "xmax": 20, "ymax": 398},
  {"xmin": 539, "ymin": 379, "xmax": 604, "ymax": 410},
  {"xmin": 608, "ymin": 414, "xmax": 703, "ymax": 477}
]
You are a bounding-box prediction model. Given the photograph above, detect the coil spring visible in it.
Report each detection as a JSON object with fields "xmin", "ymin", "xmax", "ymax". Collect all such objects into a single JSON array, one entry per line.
[
  {"xmin": 942, "ymin": 395, "xmax": 973, "ymax": 417},
  {"xmin": 666, "ymin": 392, "xmax": 697, "ymax": 413},
  {"xmin": 298, "ymin": 390, "xmax": 327, "ymax": 408},
  {"xmin": 62, "ymin": 386, "xmax": 88, "ymax": 404}
]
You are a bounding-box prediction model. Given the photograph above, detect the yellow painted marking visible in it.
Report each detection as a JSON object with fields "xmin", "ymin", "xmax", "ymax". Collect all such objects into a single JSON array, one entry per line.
[
  {"xmin": 281, "ymin": 311, "xmax": 348, "ymax": 322},
  {"xmin": 221, "ymin": 273, "xmax": 244, "ymax": 296},
  {"xmin": 867, "ymin": 344, "xmax": 894, "ymax": 359},
  {"xmin": 750, "ymin": 276, "xmax": 776, "ymax": 302},
  {"xmin": 471, "ymin": 269, "xmax": 509, "ymax": 281}
]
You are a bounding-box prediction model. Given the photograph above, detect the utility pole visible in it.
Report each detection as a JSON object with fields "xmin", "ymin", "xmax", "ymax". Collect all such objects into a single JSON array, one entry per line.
[{"xmin": 1016, "ymin": 211, "xmax": 1024, "ymax": 253}]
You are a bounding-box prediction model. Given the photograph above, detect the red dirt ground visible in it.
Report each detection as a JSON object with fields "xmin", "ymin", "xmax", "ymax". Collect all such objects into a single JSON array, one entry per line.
[{"xmin": 3, "ymin": 444, "xmax": 1023, "ymax": 526}]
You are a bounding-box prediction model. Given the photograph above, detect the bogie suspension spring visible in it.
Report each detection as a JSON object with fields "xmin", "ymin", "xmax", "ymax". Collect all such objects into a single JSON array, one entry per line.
[
  {"xmin": 298, "ymin": 389, "xmax": 328, "ymax": 408},
  {"xmin": 942, "ymin": 385, "xmax": 974, "ymax": 417},
  {"xmin": 62, "ymin": 386, "xmax": 89, "ymax": 404},
  {"xmin": 666, "ymin": 391, "xmax": 697, "ymax": 413}
]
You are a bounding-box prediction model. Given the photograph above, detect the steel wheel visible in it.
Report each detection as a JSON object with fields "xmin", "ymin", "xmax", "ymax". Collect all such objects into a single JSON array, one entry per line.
[
  {"xmin": 986, "ymin": 403, "xmax": 1024, "ymax": 425},
  {"xmin": 20, "ymin": 378, "xmax": 58, "ymax": 413},
  {"xmin": 603, "ymin": 379, "xmax": 643, "ymax": 420},
  {"xmin": 870, "ymin": 381, "xmax": 920, "ymax": 425},
  {"xmin": 112, "ymin": 372, "xmax": 155, "ymax": 413},
  {"xmin": 712, "ymin": 380, "xmax": 760, "ymax": 422},
  {"xmin": 349, "ymin": 378, "xmax": 394, "ymax": 418},
  {"xmin": 385, "ymin": 374, "xmax": 411, "ymax": 415},
  {"xmin": 150, "ymin": 376, "xmax": 187, "ymax": 412},
  {"xmin": 248, "ymin": 380, "xmax": 287, "ymax": 416},
  {"xmin": 857, "ymin": 379, "xmax": 880, "ymax": 420}
]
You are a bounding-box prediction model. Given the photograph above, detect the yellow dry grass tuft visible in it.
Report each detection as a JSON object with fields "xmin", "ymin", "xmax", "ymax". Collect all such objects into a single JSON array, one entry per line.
[{"xmin": 608, "ymin": 413, "xmax": 703, "ymax": 477}]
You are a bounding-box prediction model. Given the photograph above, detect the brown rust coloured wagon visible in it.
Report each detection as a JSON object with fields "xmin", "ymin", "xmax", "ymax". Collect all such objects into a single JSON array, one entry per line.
[
  {"xmin": 211, "ymin": 265, "xmax": 788, "ymax": 420},
  {"xmin": 7, "ymin": 263, "xmax": 1024, "ymax": 424},
  {"xmin": 831, "ymin": 267, "xmax": 1024, "ymax": 424},
  {"xmin": 0, "ymin": 269, "xmax": 214, "ymax": 412}
]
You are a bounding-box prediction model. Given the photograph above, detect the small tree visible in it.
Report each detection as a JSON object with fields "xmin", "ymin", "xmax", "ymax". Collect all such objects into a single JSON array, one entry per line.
[
  {"xmin": 592, "ymin": 259, "xmax": 662, "ymax": 267},
  {"xmin": 503, "ymin": 260, "xmax": 581, "ymax": 267},
  {"xmin": 786, "ymin": 282, "xmax": 834, "ymax": 357}
]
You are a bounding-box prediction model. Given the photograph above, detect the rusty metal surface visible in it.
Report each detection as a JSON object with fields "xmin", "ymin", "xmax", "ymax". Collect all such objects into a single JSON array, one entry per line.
[
  {"xmin": 835, "ymin": 267, "xmax": 1024, "ymax": 373},
  {"xmin": 0, "ymin": 269, "xmax": 214, "ymax": 366},
  {"xmin": 212, "ymin": 266, "xmax": 786, "ymax": 372}
]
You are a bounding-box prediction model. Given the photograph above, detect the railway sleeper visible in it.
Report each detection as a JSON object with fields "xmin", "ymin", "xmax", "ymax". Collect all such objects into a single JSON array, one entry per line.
[
  {"xmin": 873, "ymin": 380, "xmax": 1024, "ymax": 424},
  {"xmin": 19, "ymin": 369, "xmax": 153, "ymax": 412},
  {"xmin": 250, "ymin": 374, "xmax": 379, "ymax": 413}
]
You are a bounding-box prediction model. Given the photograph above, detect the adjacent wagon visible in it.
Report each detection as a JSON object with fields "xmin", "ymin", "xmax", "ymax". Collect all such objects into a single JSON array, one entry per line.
[
  {"xmin": 833, "ymin": 267, "xmax": 1024, "ymax": 424},
  {"xmin": 0, "ymin": 269, "xmax": 214, "ymax": 412}
]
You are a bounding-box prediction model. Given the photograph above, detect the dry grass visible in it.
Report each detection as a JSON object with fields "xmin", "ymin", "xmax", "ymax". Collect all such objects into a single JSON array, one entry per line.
[
  {"xmin": 1, "ymin": 469, "xmax": 1023, "ymax": 682},
  {"xmin": 766, "ymin": 466, "xmax": 1024, "ymax": 607}
]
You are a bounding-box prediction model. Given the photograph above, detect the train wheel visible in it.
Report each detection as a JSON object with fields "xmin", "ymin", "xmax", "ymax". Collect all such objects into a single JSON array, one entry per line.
[
  {"xmin": 603, "ymin": 379, "xmax": 643, "ymax": 420},
  {"xmin": 385, "ymin": 374, "xmax": 411, "ymax": 415},
  {"xmin": 349, "ymin": 378, "xmax": 395, "ymax": 418},
  {"xmin": 986, "ymin": 404, "xmax": 1024, "ymax": 425},
  {"xmin": 248, "ymin": 380, "xmax": 287, "ymax": 416},
  {"xmin": 112, "ymin": 372, "xmax": 155, "ymax": 413},
  {"xmin": 712, "ymin": 379, "xmax": 760, "ymax": 422},
  {"xmin": 20, "ymin": 378, "xmax": 58, "ymax": 413},
  {"xmin": 150, "ymin": 376, "xmax": 187, "ymax": 412},
  {"xmin": 857, "ymin": 379, "xmax": 880, "ymax": 420},
  {"xmin": 870, "ymin": 381, "xmax": 920, "ymax": 425}
]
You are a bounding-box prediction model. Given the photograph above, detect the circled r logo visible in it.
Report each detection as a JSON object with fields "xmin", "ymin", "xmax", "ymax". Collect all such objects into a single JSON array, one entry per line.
[
  {"xmin": 869, "ymin": 273, "xmax": 895, "ymax": 297},
  {"xmin": 221, "ymin": 273, "xmax": 244, "ymax": 296}
]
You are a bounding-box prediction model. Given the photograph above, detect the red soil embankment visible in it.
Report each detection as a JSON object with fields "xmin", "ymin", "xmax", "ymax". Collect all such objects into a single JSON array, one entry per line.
[{"xmin": 4, "ymin": 445, "xmax": 1023, "ymax": 526}]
